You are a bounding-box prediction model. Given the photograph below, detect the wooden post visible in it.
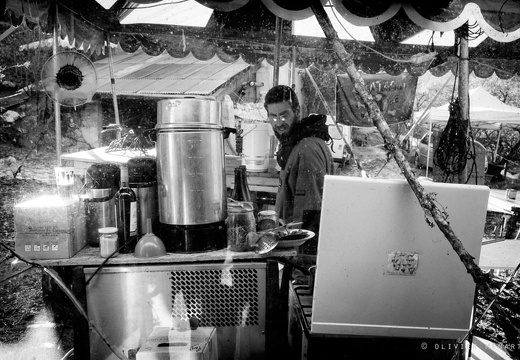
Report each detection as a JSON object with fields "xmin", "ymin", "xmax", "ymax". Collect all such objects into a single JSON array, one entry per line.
[{"xmin": 457, "ymin": 22, "xmax": 470, "ymax": 183}]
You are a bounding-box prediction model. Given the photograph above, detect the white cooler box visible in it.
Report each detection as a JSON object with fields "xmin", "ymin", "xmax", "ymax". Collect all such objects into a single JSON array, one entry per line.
[{"xmin": 137, "ymin": 327, "xmax": 217, "ymax": 360}]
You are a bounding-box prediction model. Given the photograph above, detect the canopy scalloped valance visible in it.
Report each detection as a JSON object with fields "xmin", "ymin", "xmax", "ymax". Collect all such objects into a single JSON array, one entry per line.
[
  {"xmin": 108, "ymin": 31, "xmax": 519, "ymax": 79},
  {"xmin": 195, "ymin": 0, "xmax": 520, "ymax": 42},
  {"xmin": 4, "ymin": 0, "xmax": 520, "ymax": 78}
]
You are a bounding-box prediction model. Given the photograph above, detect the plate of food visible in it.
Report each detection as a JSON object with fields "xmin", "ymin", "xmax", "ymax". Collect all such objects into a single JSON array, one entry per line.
[{"xmin": 276, "ymin": 229, "xmax": 315, "ymax": 248}]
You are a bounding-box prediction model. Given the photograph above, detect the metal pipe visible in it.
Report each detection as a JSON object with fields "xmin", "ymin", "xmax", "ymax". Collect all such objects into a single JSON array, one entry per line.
[
  {"xmin": 107, "ymin": 33, "xmax": 121, "ymax": 127},
  {"xmin": 290, "ymin": 46, "xmax": 296, "ymax": 86},
  {"xmin": 273, "ymin": 16, "xmax": 282, "ymax": 87}
]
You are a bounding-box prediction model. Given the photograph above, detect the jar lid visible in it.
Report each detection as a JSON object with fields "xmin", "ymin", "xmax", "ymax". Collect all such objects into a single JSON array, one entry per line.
[
  {"xmin": 258, "ymin": 210, "xmax": 277, "ymax": 216},
  {"xmin": 99, "ymin": 227, "xmax": 118, "ymax": 234},
  {"xmin": 227, "ymin": 201, "xmax": 254, "ymax": 212}
]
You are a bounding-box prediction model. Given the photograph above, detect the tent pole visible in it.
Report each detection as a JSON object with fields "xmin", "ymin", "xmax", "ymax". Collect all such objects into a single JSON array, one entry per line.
[
  {"xmin": 107, "ymin": 33, "xmax": 120, "ymax": 127},
  {"xmin": 52, "ymin": 1, "xmax": 61, "ymax": 166},
  {"xmin": 290, "ymin": 46, "xmax": 296, "ymax": 86},
  {"xmin": 426, "ymin": 118, "xmax": 432, "ymax": 178},
  {"xmin": 457, "ymin": 22, "xmax": 470, "ymax": 183},
  {"xmin": 495, "ymin": 125, "xmax": 502, "ymax": 162},
  {"xmin": 273, "ymin": 16, "xmax": 282, "ymax": 87},
  {"xmin": 402, "ymin": 73, "xmax": 453, "ymax": 142}
]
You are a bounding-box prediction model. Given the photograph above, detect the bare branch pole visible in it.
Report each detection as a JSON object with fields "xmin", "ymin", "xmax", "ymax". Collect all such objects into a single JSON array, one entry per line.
[{"xmin": 308, "ymin": 0, "xmax": 486, "ymax": 283}]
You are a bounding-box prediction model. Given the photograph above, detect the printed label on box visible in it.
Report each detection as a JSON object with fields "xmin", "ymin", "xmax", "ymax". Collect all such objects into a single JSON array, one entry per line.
[{"xmin": 15, "ymin": 231, "xmax": 82, "ymax": 260}]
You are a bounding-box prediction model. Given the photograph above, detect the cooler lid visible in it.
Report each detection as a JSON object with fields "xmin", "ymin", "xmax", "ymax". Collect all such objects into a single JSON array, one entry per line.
[{"xmin": 86, "ymin": 163, "xmax": 120, "ymax": 189}]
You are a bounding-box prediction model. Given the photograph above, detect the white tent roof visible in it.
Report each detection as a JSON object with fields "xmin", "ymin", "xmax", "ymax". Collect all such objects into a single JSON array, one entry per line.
[{"xmin": 417, "ymin": 87, "xmax": 520, "ymax": 129}]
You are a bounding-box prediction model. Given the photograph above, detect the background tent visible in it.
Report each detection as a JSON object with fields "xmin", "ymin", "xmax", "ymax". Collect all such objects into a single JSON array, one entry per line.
[
  {"xmin": 414, "ymin": 87, "xmax": 520, "ymax": 178},
  {"xmin": 418, "ymin": 87, "xmax": 520, "ymax": 130}
]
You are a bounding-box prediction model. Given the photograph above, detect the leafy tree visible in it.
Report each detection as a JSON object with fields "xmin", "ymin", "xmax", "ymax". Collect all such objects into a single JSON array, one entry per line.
[{"xmin": 0, "ymin": 23, "xmax": 52, "ymax": 94}]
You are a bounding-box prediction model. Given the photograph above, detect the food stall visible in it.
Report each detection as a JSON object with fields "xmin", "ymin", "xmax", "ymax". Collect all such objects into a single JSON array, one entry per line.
[
  {"xmin": 5, "ymin": 0, "xmax": 520, "ymax": 359},
  {"xmin": 15, "ymin": 96, "xmax": 299, "ymax": 360}
]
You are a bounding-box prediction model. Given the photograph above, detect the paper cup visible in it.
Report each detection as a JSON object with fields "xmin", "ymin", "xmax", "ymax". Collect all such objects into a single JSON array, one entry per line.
[{"xmin": 55, "ymin": 166, "xmax": 75, "ymax": 197}]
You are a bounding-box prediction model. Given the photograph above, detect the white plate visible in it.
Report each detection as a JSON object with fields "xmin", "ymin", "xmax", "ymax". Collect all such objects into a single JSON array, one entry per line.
[{"xmin": 276, "ymin": 229, "xmax": 315, "ymax": 248}]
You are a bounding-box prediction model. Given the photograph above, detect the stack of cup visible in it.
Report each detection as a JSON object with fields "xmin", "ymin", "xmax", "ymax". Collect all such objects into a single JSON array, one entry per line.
[{"xmin": 54, "ymin": 166, "xmax": 75, "ymax": 197}]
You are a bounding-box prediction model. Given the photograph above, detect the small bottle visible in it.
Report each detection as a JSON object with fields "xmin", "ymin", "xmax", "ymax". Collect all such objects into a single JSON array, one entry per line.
[
  {"xmin": 115, "ymin": 165, "xmax": 139, "ymax": 254},
  {"xmin": 231, "ymin": 165, "xmax": 252, "ymax": 203}
]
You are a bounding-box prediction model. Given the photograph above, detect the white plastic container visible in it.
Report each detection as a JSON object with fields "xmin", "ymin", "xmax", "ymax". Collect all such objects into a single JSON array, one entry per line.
[{"xmin": 241, "ymin": 122, "xmax": 272, "ymax": 172}]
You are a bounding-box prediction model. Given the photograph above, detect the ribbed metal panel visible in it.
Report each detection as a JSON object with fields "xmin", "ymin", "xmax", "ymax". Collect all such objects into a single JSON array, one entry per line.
[{"xmin": 93, "ymin": 48, "xmax": 250, "ymax": 96}]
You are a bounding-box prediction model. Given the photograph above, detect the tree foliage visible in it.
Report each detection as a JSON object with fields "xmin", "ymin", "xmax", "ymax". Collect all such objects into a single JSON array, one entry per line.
[{"xmin": 0, "ymin": 23, "xmax": 52, "ymax": 94}]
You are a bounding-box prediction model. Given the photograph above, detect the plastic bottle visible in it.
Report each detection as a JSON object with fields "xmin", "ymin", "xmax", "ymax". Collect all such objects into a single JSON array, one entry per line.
[{"xmin": 115, "ymin": 165, "xmax": 139, "ymax": 253}]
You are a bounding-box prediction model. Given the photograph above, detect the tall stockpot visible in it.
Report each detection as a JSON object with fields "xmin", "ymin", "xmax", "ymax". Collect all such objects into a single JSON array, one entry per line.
[{"xmin": 156, "ymin": 97, "xmax": 227, "ymax": 252}]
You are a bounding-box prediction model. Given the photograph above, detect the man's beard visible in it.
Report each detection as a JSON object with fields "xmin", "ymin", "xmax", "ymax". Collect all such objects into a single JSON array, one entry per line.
[{"xmin": 274, "ymin": 121, "xmax": 296, "ymax": 141}]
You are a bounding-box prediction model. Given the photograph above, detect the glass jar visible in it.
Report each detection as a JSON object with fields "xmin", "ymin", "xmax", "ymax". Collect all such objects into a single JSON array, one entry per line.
[
  {"xmin": 227, "ymin": 201, "xmax": 255, "ymax": 252},
  {"xmin": 99, "ymin": 227, "xmax": 118, "ymax": 258},
  {"xmin": 256, "ymin": 210, "xmax": 279, "ymax": 231}
]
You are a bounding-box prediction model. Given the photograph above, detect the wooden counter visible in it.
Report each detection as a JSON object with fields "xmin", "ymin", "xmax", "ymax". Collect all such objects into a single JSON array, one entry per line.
[
  {"xmin": 225, "ymin": 155, "xmax": 279, "ymax": 193},
  {"xmin": 36, "ymin": 245, "xmax": 296, "ymax": 267},
  {"xmin": 488, "ymin": 189, "xmax": 518, "ymax": 214},
  {"xmin": 479, "ymin": 239, "xmax": 520, "ymax": 270},
  {"xmin": 60, "ymin": 147, "xmax": 279, "ymax": 193}
]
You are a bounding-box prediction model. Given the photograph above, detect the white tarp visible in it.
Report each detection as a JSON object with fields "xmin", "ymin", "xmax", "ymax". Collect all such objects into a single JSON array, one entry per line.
[{"xmin": 417, "ymin": 87, "xmax": 520, "ymax": 130}]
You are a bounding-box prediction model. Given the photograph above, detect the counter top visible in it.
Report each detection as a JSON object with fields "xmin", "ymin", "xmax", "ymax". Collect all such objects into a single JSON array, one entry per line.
[
  {"xmin": 225, "ymin": 155, "xmax": 279, "ymax": 193},
  {"xmin": 479, "ymin": 239, "xmax": 520, "ymax": 270},
  {"xmin": 488, "ymin": 189, "xmax": 518, "ymax": 214},
  {"xmin": 35, "ymin": 245, "xmax": 297, "ymax": 267},
  {"xmin": 60, "ymin": 147, "xmax": 280, "ymax": 193}
]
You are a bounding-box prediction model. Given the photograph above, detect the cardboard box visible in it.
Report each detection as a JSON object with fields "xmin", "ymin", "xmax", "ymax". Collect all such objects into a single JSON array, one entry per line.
[
  {"xmin": 15, "ymin": 232, "xmax": 77, "ymax": 260},
  {"xmin": 137, "ymin": 327, "xmax": 217, "ymax": 360},
  {"xmin": 14, "ymin": 195, "xmax": 87, "ymax": 259},
  {"xmin": 14, "ymin": 195, "xmax": 78, "ymax": 234}
]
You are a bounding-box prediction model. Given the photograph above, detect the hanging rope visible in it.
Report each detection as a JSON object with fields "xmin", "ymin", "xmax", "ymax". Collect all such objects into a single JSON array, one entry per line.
[{"xmin": 433, "ymin": 99, "xmax": 469, "ymax": 177}]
